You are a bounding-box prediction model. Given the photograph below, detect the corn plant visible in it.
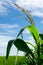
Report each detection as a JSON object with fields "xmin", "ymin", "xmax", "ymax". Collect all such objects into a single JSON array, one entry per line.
[{"xmin": 6, "ymin": 4, "xmax": 43, "ymax": 65}]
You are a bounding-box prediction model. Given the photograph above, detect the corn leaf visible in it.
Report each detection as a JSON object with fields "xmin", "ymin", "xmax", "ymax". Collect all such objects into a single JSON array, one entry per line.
[
  {"xmin": 26, "ymin": 42, "xmax": 35, "ymax": 49},
  {"xmin": 14, "ymin": 38, "xmax": 34, "ymax": 58},
  {"xmin": 6, "ymin": 40, "xmax": 14, "ymax": 60},
  {"xmin": 6, "ymin": 38, "xmax": 34, "ymax": 60},
  {"xmin": 26, "ymin": 25, "xmax": 40, "ymax": 44},
  {"xmin": 39, "ymin": 34, "xmax": 43, "ymax": 54},
  {"xmin": 17, "ymin": 28, "xmax": 25, "ymax": 38},
  {"xmin": 39, "ymin": 34, "xmax": 43, "ymax": 40}
]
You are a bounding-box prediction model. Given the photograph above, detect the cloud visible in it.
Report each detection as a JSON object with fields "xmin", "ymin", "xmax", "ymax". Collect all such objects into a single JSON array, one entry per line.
[
  {"xmin": 31, "ymin": 10, "xmax": 43, "ymax": 17},
  {"xmin": 15, "ymin": 0, "xmax": 43, "ymax": 9},
  {"xmin": 0, "ymin": 0, "xmax": 8, "ymax": 15},
  {"xmin": 0, "ymin": 24, "xmax": 19, "ymax": 29},
  {"xmin": 0, "ymin": 0, "xmax": 15, "ymax": 16},
  {"xmin": 0, "ymin": 23, "xmax": 19, "ymax": 36},
  {"xmin": 6, "ymin": 29, "xmax": 16, "ymax": 33},
  {"xmin": 0, "ymin": 0, "xmax": 43, "ymax": 17},
  {"xmin": 15, "ymin": 0, "xmax": 43, "ymax": 17},
  {"xmin": 0, "ymin": 32, "xmax": 9, "ymax": 35},
  {"xmin": 0, "ymin": 35, "xmax": 14, "ymax": 46},
  {"xmin": 6, "ymin": 0, "xmax": 16, "ymax": 8}
]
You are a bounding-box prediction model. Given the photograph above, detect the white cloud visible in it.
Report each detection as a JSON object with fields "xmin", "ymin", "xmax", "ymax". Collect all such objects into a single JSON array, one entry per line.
[
  {"xmin": 6, "ymin": 29, "xmax": 16, "ymax": 33},
  {"xmin": 0, "ymin": 0, "xmax": 8, "ymax": 15},
  {"xmin": 31, "ymin": 11, "xmax": 43, "ymax": 17},
  {"xmin": 0, "ymin": 23, "xmax": 19, "ymax": 36},
  {"xmin": 0, "ymin": 35, "xmax": 14, "ymax": 46},
  {"xmin": 0, "ymin": 32, "xmax": 9, "ymax": 35},
  {"xmin": 0, "ymin": 24, "xmax": 19, "ymax": 29},
  {"xmin": 15, "ymin": 0, "xmax": 43, "ymax": 9},
  {"xmin": 0, "ymin": 0, "xmax": 15, "ymax": 15},
  {"xmin": 0, "ymin": 0, "xmax": 43, "ymax": 17},
  {"xmin": 6, "ymin": 0, "xmax": 16, "ymax": 8},
  {"xmin": 15, "ymin": 0, "xmax": 43, "ymax": 17}
]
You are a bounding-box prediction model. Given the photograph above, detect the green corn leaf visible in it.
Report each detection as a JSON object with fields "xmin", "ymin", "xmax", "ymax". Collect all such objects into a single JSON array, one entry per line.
[
  {"xmin": 39, "ymin": 34, "xmax": 43, "ymax": 40},
  {"xmin": 28, "ymin": 55, "xmax": 36, "ymax": 65},
  {"xmin": 14, "ymin": 3, "xmax": 34, "ymax": 25},
  {"xmin": 26, "ymin": 25, "xmax": 40, "ymax": 44},
  {"xmin": 6, "ymin": 38, "xmax": 34, "ymax": 60},
  {"xmin": 39, "ymin": 34, "xmax": 43, "ymax": 54},
  {"xmin": 26, "ymin": 42, "xmax": 35, "ymax": 49},
  {"xmin": 6, "ymin": 40, "xmax": 14, "ymax": 60},
  {"xmin": 40, "ymin": 40, "xmax": 43, "ymax": 44},
  {"xmin": 26, "ymin": 26, "xmax": 40, "ymax": 64},
  {"xmin": 40, "ymin": 54, "xmax": 43, "ymax": 59},
  {"xmin": 14, "ymin": 38, "xmax": 34, "ymax": 58},
  {"xmin": 21, "ymin": 32, "xmax": 23, "ymax": 39},
  {"xmin": 17, "ymin": 28, "xmax": 25, "ymax": 38}
]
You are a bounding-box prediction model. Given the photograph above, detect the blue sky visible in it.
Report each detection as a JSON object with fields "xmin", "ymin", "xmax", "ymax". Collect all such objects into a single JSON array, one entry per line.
[{"xmin": 0, "ymin": 0, "xmax": 43, "ymax": 56}]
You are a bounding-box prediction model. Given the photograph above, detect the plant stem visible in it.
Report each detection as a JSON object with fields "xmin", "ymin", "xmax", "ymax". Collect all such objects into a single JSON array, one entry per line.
[
  {"xmin": 15, "ymin": 49, "xmax": 19, "ymax": 65},
  {"xmin": 37, "ymin": 44, "xmax": 40, "ymax": 65}
]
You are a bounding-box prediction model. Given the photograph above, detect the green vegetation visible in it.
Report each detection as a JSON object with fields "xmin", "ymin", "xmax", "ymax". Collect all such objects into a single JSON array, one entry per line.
[
  {"xmin": 6, "ymin": 4, "xmax": 43, "ymax": 65},
  {"xmin": 0, "ymin": 56, "xmax": 26, "ymax": 65}
]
